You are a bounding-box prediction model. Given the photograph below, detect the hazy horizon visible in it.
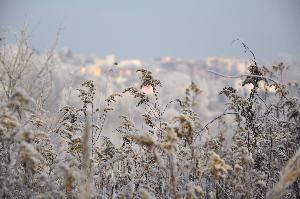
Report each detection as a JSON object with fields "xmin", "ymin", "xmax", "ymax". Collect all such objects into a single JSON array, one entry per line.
[{"xmin": 1, "ymin": 0, "xmax": 300, "ymax": 62}]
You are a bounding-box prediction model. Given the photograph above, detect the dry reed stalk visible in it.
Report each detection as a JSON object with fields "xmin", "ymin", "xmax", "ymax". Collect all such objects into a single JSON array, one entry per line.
[
  {"xmin": 168, "ymin": 153, "xmax": 178, "ymax": 199},
  {"xmin": 79, "ymin": 120, "xmax": 91, "ymax": 199},
  {"xmin": 267, "ymin": 149, "xmax": 300, "ymax": 199}
]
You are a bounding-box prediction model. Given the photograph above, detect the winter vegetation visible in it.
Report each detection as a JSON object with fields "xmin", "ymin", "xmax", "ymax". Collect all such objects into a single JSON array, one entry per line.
[{"xmin": 0, "ymin": 26, "xmax": 300, "ymax": 199}]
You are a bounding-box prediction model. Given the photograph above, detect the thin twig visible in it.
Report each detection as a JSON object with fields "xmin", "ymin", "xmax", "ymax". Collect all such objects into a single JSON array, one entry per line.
[
  {"xmin": 197, "ymin": 111, "xmax": 238, "ymax": 133},
  {"xmin": 207, "ymin": 69, "xmax": 279, "ymax": 85}
]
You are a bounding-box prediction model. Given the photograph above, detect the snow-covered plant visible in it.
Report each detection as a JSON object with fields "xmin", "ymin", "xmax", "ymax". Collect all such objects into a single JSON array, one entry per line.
[{"xmin": 1, "ymin": 27, "xmax": 300, "ymax": 199}]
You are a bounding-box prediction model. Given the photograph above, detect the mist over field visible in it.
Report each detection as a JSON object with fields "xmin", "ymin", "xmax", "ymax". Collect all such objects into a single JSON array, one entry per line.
[
  {"xmin": 1, "ymin": 1, "xmax": 300, "ymax": 199},
  {"xmin": 25, "ymin": 48, "xmax": 299, "ymax": 142}
]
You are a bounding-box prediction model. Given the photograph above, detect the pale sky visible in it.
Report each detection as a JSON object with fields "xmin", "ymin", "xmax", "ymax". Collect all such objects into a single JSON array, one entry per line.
[{"xmin": 1, "ymin": 0, "xmax": 300, "ymax": 61}]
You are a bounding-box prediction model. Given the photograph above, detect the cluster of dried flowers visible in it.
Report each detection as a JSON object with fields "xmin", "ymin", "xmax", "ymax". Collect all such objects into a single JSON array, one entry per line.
[{"xmin": 0, "ymin": 28, "xmax": 300, "ymax": 199}]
